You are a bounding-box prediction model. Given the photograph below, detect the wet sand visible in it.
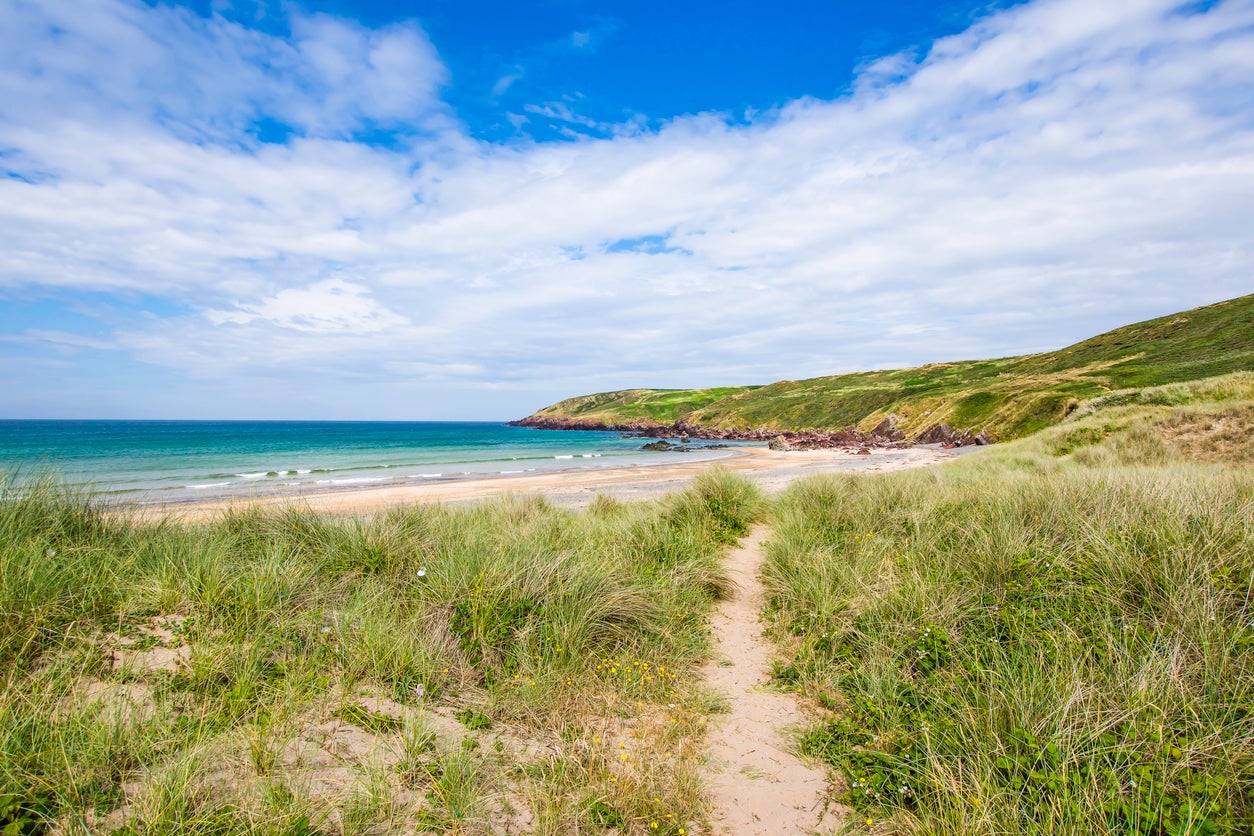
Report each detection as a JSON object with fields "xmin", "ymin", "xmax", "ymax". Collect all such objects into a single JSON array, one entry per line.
[{"xmin": 138, "ymin": 445, "xmax": 959, "ymax": 522}]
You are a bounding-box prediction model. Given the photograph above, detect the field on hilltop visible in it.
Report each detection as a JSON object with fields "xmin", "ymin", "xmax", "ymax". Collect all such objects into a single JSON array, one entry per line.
[
  {"xmin": 514, "ymin": 386, "xmax": 757, "ymax": 430},
  {"xmin": 518, "ymin": 294, "xmax": 1254, "ymax": 442}
]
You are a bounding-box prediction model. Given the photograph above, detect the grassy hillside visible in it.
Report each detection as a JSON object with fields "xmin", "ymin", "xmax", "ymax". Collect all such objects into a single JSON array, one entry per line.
[
  {"xmin": 522, "ymin": 294, "xmax": 1254, "ymax": 441},
  {"xmin": 519, "ymin": 386, "xmax": 757, "ymax": 428}
]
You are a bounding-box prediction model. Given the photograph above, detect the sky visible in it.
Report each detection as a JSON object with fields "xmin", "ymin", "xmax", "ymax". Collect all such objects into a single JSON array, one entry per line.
[{"xmin": 1, "ymin": 0, "xmax": 1251, "ymax": 421}]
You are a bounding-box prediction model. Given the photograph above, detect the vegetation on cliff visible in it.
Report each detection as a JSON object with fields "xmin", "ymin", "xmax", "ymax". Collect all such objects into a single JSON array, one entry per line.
[
  {"xmin": 513, "ymin": 386, "xmax": 757, "ymax": 430},
  {"xmin": 517, "ymin": 294, "xmax": 1254, "ymax": 442}
]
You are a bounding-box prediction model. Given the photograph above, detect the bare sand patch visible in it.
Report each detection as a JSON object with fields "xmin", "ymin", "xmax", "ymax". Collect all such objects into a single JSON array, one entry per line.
[
  {"xmin": 702, "ymin": 525, "xmax": 847, "ymax": 834},
  {"xmin": 107, "ymin": 614, "xmax": 191, "ymax": 675}
]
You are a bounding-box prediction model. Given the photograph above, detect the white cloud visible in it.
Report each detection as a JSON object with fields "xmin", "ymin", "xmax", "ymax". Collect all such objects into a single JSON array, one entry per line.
[
  {"xmin": 1, "ymin": 0, "xmax": 1252, "ymax": 419},
  {"xmin": 492, "ymin": 69, "xmax": 524, "ymax": 97},
  {"xmin": 206, "ymin": 279, "xmax": 408, "ymax": 333}
]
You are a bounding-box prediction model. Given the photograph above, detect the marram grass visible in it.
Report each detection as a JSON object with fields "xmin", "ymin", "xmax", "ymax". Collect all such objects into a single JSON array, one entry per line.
[
  {"xmin": 765, "ymin": 430, "xmax": 1254, "ymax": 834},
  {"xmin": 0, "ymin": 467, "xmax": 764, "ymax": 835},
  {"xmin": 5, "ymin": 396, "xmax": 1251, "ymax": 835}
]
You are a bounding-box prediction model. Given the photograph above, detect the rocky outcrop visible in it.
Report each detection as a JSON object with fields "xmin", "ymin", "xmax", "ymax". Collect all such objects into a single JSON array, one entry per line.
[
  {"xmin": 513, "ymin": 413, "xmax": 992, "ymax": 451},
  {"xmin": 510, "ymin": 416, "xmax": 665, "ymax": 433},
  {"xmin": 872, "ymin": 414, "xmax": 907, "ymax": 442},
  {"xmin": 914, "ymin": 423, "xmax": 993, "ymax": 448}
]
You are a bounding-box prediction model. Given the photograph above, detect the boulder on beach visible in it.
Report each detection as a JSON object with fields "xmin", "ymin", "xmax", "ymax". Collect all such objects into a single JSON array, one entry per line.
[
  {"xmin": 872, "ymin": 414, "xmax": 907, "ymax": 441},
  {"xmin": 916, "ymin": 423, "xmax": 973, "ymax": 446}
]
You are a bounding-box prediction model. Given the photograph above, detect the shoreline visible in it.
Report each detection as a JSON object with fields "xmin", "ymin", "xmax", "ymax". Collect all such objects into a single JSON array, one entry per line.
[
  {"xmin": 136, "ymin": 444, "xmax": 964, "ymax": 523},
  {"xmin": 101, "ymin": 445, "xmax": 748, "ymax": 509}
]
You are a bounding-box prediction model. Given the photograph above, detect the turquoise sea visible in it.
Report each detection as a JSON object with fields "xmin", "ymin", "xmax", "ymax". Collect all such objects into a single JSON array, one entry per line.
[{"xmin": 0, "ymin": 420, "xmax": 755, "ymax": 506}]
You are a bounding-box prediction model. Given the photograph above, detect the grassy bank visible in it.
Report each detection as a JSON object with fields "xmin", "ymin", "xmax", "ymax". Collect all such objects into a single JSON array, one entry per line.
[
  {"xmin": 0, "ymin": 469, "xmax": 764, "ymax": 835},
  {"xmin": 764, "ymin": 396, "xmax": 1254, "ymax": 834},
  {"xmin": 516, "ymin": 387, "xmax": 757, "ymax": 430},
  {"xmin": 520, "ymin": 293, "xmax": 1254, "ymax": 440}
]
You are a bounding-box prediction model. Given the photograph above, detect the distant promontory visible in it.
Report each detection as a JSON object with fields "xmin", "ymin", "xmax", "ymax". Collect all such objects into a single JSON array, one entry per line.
[{"xmin": 512, "ymin": 294, "xmax": 1254, "ymax": 449}]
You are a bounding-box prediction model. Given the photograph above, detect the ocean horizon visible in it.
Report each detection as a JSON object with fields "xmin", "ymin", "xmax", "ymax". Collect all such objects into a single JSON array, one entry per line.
[{"xmin": 0, "ymin": 419, "xmax": 757, "ymax": 506}]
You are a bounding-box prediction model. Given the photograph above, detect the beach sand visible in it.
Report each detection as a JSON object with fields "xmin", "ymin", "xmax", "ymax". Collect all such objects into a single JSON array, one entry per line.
[{"xmin": 144, "ymin": 444, "xmax": 961, "ymax": 522}]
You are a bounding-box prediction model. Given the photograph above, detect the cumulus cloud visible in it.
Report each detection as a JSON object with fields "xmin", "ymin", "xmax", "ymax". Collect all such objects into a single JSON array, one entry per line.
[
  {"xmin": 0, "ymin": 0, "xmax": 449, "ymax": 142},
  {"xmin": 206, "ymin": 279, "xmax": 408, "ymax": 333},
  {"xmin": 1, "ymin": 0, "xmax": 1252, "ymax": 419}
]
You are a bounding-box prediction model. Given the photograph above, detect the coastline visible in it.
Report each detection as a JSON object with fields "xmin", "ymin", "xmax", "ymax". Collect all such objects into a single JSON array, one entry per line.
[
  {"xmin": 137, "ymin": 444, "xmax": 963, "ymax": 522},
  {"xmin": 509, "ymin": 413, "xmax": 992, "ymax": 449}
]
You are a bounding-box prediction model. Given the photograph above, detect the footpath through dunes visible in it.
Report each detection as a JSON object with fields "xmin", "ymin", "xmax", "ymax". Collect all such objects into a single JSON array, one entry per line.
[{"xmin": 702, "ymin": 524, "xmax": 847, "ymax": 834}]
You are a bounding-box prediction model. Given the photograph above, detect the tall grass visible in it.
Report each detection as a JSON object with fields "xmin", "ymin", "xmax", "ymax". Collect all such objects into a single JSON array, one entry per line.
[
  {"xmin": 1070, "ymin": 371, "xmax": 1254, "ymax": 418},
  {"xmin": 0, "ymin": 467, "xmax": 763, "ymax": 834},
  {"xmin": 765, "ymin": 444, "xmax": 1254, "ymax": 834}
]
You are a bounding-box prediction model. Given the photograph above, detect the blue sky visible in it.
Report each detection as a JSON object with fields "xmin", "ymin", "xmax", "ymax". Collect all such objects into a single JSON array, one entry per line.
[{"xmin": 1, "ymin": 0, "xmax": 1251, "ymax": 420}]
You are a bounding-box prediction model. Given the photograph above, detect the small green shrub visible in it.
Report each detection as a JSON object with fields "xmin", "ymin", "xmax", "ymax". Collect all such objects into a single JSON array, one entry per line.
[{"xmin": 336, "ymin": 704, "xmax": 402, "ymax": 735}]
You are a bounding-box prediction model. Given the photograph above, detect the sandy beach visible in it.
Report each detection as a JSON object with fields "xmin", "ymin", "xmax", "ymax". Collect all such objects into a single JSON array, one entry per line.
[{"xmin": 145, "ymin": 444, "xmax": 962, "ymax": 522}]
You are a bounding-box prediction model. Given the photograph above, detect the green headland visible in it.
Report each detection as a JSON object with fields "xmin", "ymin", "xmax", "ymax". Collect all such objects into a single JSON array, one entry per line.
[{"xmin": 515, "ymin": 293, "xmax": 1254, "ymax": 442}]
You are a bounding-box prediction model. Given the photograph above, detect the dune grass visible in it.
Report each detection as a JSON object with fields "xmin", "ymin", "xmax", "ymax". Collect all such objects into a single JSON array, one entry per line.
[
  {"xmin": 764, "ymin": 402, "xmax": 1254, "ymax": 834},
  {"xmin": 0, "ymin": 468, "xmax": 764, "ymax": 835},
  {"xmin": 6, "ymin": 374, "xmax": 1251, "ymax": 835}
]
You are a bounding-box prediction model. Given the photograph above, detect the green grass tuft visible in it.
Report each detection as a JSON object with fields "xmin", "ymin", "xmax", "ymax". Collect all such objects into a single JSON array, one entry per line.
[
  {"xmin": 766, "ymin": 422, "xmax": 1254, "ymax": 834},
  {"xmin": 0, "ymin": 472, "xmax": 764, "ymax": 832}
]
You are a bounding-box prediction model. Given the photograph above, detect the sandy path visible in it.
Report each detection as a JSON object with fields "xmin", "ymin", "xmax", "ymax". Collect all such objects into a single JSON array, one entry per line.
[{"xmin": 702, "ymin": 524, "xmax": 844, "ymax": 835}]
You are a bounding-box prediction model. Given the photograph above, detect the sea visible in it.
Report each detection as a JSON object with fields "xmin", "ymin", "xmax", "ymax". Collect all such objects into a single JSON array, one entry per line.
[{"xmin": 0, "ymin": 420, "xmax": 758, "ymax": 506}]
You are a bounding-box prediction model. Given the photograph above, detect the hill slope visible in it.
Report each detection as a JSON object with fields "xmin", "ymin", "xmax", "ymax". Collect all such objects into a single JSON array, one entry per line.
[
  {"xmin": 515, "ymin": 294, "xmax": 1254, "ymax": 442},
  {"xmin": 513, "ymin": 386, "xmax": 758, "ymax": 430}
]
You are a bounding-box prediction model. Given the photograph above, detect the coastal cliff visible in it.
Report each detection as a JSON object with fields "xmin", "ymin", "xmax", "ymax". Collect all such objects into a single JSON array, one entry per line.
[
  {"xmin": 512, "ymin": 294, "xmax": 1254, "ymax": 447},
  {"xmin": 509, "ymin": 411, "xmax": 987, "ymax": 450}
]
